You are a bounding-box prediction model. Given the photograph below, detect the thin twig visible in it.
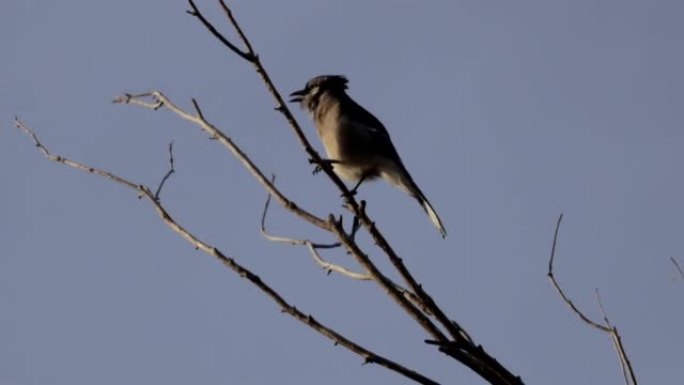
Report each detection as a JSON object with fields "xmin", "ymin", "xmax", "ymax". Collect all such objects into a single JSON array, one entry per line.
[
  {"xmin": 671, "ymin": 257, "xmax": 684, "ymax": 280},
  {"xmin": 218, "ymin": 0, "xmax": 255, "ymax": 55},
  {"xmin": 547, "ymin": 214, "xmax": 610, "ymax": 332},
  {"xmin": 595, "ymin": 290, "xmax": 637, "ymax": 385},
  {"xmin": 259, "ymin": 178, "xmax": 437, "ymax": 311},
  {"xmin": 14, "ymin": 117, "xmax": 139, "ymax": 191},
  {"xmin": 304, "ymin": 242, "xmax": 372, "ymax": 281},
  {"xmin": 547, "ymin": 214, "xmax": 637, "ymax": 385},
  {"xmin": 259, "ymin": 179, "xmax": 370, "ymax": 280},
  {"xmin": 594, "ymin": 289, "xmax": 612, "ymax": 327},
  {"xmin": 154, "ymin": 141, "xmax": 175, "ymax": 200},
  {"xmin": 15, "ymin": 118, "xmax": 441, "ymax": 385},
  {"xmin": 329, "ymin": 215, "xmax": 447, "ymax": 342},
  {"xmin": 186, "ymin": 0, "xmax": 254, "ymax": 62},
  {"xmin": 113, "ymin": 92, "xmax": 329, "ymax": 231},
  {"xmin": 259, "ymin": 175, "xmax": 339, "ymax": 248}
]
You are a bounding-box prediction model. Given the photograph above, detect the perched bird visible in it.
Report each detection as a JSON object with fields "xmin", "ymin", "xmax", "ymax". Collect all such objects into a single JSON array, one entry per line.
[{"xmin": 290, "ymin": 75, "xmax": 447, "ymax": 238}]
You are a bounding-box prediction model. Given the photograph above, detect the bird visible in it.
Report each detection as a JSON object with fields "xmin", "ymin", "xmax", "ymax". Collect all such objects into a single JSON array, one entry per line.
[{"xmin": 289, "ymin": 75, "xmax": 447, "ymax": 238}]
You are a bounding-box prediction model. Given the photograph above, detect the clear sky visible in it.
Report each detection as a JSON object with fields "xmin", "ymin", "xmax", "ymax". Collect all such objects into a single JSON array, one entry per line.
[{"xmin": 2, "ymin": 1, "xmax": 683, "ymax": 384}]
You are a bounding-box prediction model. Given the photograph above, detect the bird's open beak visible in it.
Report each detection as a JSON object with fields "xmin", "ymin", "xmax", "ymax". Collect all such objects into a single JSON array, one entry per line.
[{"xmin": 289, "ymin": 89, "xmax": 306, "ymax": 103}]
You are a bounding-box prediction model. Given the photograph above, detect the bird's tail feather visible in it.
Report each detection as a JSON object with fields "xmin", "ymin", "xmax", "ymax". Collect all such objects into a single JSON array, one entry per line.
[
  {"xmin": 385, "ymin": 164, "xmax": 447, "ymax": 238},
  {"xmin": 401, "ymin": 175, "xmax": 447, "ymax": 238},
  {"xmin": 417, "ymin": 194, "xmax": 447, "ymax": 238}
]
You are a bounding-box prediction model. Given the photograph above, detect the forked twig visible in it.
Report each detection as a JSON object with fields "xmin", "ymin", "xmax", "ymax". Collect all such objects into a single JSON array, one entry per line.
[
  {"xmin": 113, "ymin": 92, "xmax": 329, "ymax": 231},
  {"xmin": 14, "ymin": 117, "xmax": 440, "ymax": 385},
  {"xmin": 259, "ymin": 177, "xmax": 369, "ymax": 280},
  {"xmin": 595, "ymin": 289, "xmax": 636, "ymax": 385},
  {"xmin": 154, "ymin": 141, "xmax": 175, "ymax": 200},
  {"xmin": 259, "ymin": 180, "xmax": 440, "ymax": 311},
  {"xmin": 547, "ymin": 214, "xmax": 637, "ymax": 385},
  {"xmin": 547, "ymin": 215, "xmax": 609, "ymax": 331}
]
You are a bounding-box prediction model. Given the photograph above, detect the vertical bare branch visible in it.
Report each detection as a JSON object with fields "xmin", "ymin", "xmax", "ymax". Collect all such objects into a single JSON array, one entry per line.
[
  {"xmin": 154, "ymin": 141, "xmax": 175, "ymax": 200},
  {"xmin": 671, "ymin": 257, "xmax": 684, "ymax": 280},
  {"xmin": 595, "ymin": 290, "xmax": 637, "ymax": 385},
  {"xmin": 547, "ymin": 215, "xmax": 609, "ymax": 331},
  {"xmin": 547, "ymin": 214, "xmax": 637, "ymax": 385}
]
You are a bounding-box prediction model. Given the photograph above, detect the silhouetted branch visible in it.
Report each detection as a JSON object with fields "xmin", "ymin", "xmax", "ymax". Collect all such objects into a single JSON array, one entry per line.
[
  {"xmin": 154, "ymin": 141, "xmax": 175, "ymax": 200},
  {"xmin": 259, "ymin": 178, "xmax": 369, "ymax": 280},
  {"xmin": 186, "ymin": 0, "xmax": 254, "ymax": 62},
  {"xmin": 14, "ymin": 117, "xmax": 440, "ymax": 385},
  {"xmin": 671, "ymin": 257, "xmax": 684, "ymax": 280},
  {"xmin": 595, "ymin": 289, "xmax": 637, "ymax": 385},
  {"xmin": 547, "ymin": 215, "xmax": 609, "ymax": 331},
  {"xmin": 113, "ymin": 92, "xmax": 329, "ymax": 230},
  {"xmin": 547, "ymin": 214, "xmax": 637, "ymax": 385},
  {"xmin": 328, "ymin": 215, "xmax": 447, "ymax": 340}
]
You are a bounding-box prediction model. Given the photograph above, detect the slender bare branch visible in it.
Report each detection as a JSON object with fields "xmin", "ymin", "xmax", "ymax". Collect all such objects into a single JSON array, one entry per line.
[
  {"xmin": 547, "ymin": 214, "xmax": 610, "ymax": 332},
  {"xmin": 218, "ymin": 0, "xmax": 255, "ymax": 55},
  {"xmin": 329, "ymin": 215, "xmax": 447, "ymax": 342},
  {"xmin": 15, "ymin": 118, "xmax": 441, "ymax": 385},
  {"xmin": 594, "ymin": 289, "xmax": 612, "ymax": 327},
  {"xmin": 113, "ymin": 92, "xmax": 329, "ymax": 231},
  {"xmin": 259, "ymin": 180, "xmax": 370, "ymax": 280},
  {"xmin": 259, "ymin": 175, "xmax": 339, "ymax": 248},
  {"xmin": 304, "ymin": 242, "xmax": 372, "ymax": 281},
  {"xmin": 14, "ymin": 117, "xmax": 139, "ymax": 191},
  {"xmin": 154, "ymin": 141, "xmax": 175, "ymax": 200},
  {"xmin": 186, "ymin": 0, "xmax": 254, "ymax": 62},
  {"xmin": 595, "ymin": 290, "xmax": 637, "ymax": 385},
  {"xmin": 547, "ymin": 214, "xmax": 637, "ymax": 385},
  {"xmin": 671, "ymin": 257, "xmax": 684, "ymax": 280},
  {"xmin": 259, "ymin": 178, "xmax": 437, "ymax": 314}
]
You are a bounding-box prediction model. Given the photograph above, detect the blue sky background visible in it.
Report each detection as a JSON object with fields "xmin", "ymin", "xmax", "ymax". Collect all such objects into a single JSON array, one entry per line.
[{"xmin": 2, "ymin": 1, "xmax": 683, "ymax": 384}]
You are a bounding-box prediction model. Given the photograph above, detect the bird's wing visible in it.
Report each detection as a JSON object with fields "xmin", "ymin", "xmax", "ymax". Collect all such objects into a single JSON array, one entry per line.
[{"xmin": 342, "ymin": 98, "xmax": 403, "ymax": 162}]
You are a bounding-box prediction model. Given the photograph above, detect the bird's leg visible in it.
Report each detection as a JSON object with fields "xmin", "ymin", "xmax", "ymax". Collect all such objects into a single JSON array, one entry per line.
[
  {"xmin": 347, "ymin": 173, "xmax": 369, "ymax": 197},
  {"xmin": 309, "ymin": 158, "xmax": 341, "ymax": 175}
]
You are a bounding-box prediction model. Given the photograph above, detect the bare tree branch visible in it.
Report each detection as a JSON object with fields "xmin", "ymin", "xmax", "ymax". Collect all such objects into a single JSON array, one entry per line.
[
  {"xmin": 547, "ymin": 215, "xmax": 609, "ymax": 332},
  {"xmin": 547, "ymin": 214, "xmax": 638, "ymax": 385},
  {"xmin": 671, "ymin": 257, "xmax": 684, "ymax": 280},
  {"xmin": 186, "ymin": 0, "xmax": 254, "ymax": 62},
  {"xmin": 259, "ymin": 179, "xmax": 370, "ymax": 280},
  {"xmin": 113, "ymin": 92, "xmax": 330, "ymax": 231},
  {"xmin": 14, "ymin": 117, "xmax": 441, "ymax": 385},
  {"xmin": 114, "ymin": 90, "xmax": 460, "ymax": 355},
  {"xmin": 259, "ymin": 176, "xmax": 340, "ymax": 249},
  {"xmin": 154, "ymin": 141, "xmax": 175, "ymax": 200},
  {"xmin": 15, "ymin": 117, "xmax": 139, "ymax": 191},
  {"xmin": 259, "ymin": 181, "xmax": 440, "ymax": 313}
]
